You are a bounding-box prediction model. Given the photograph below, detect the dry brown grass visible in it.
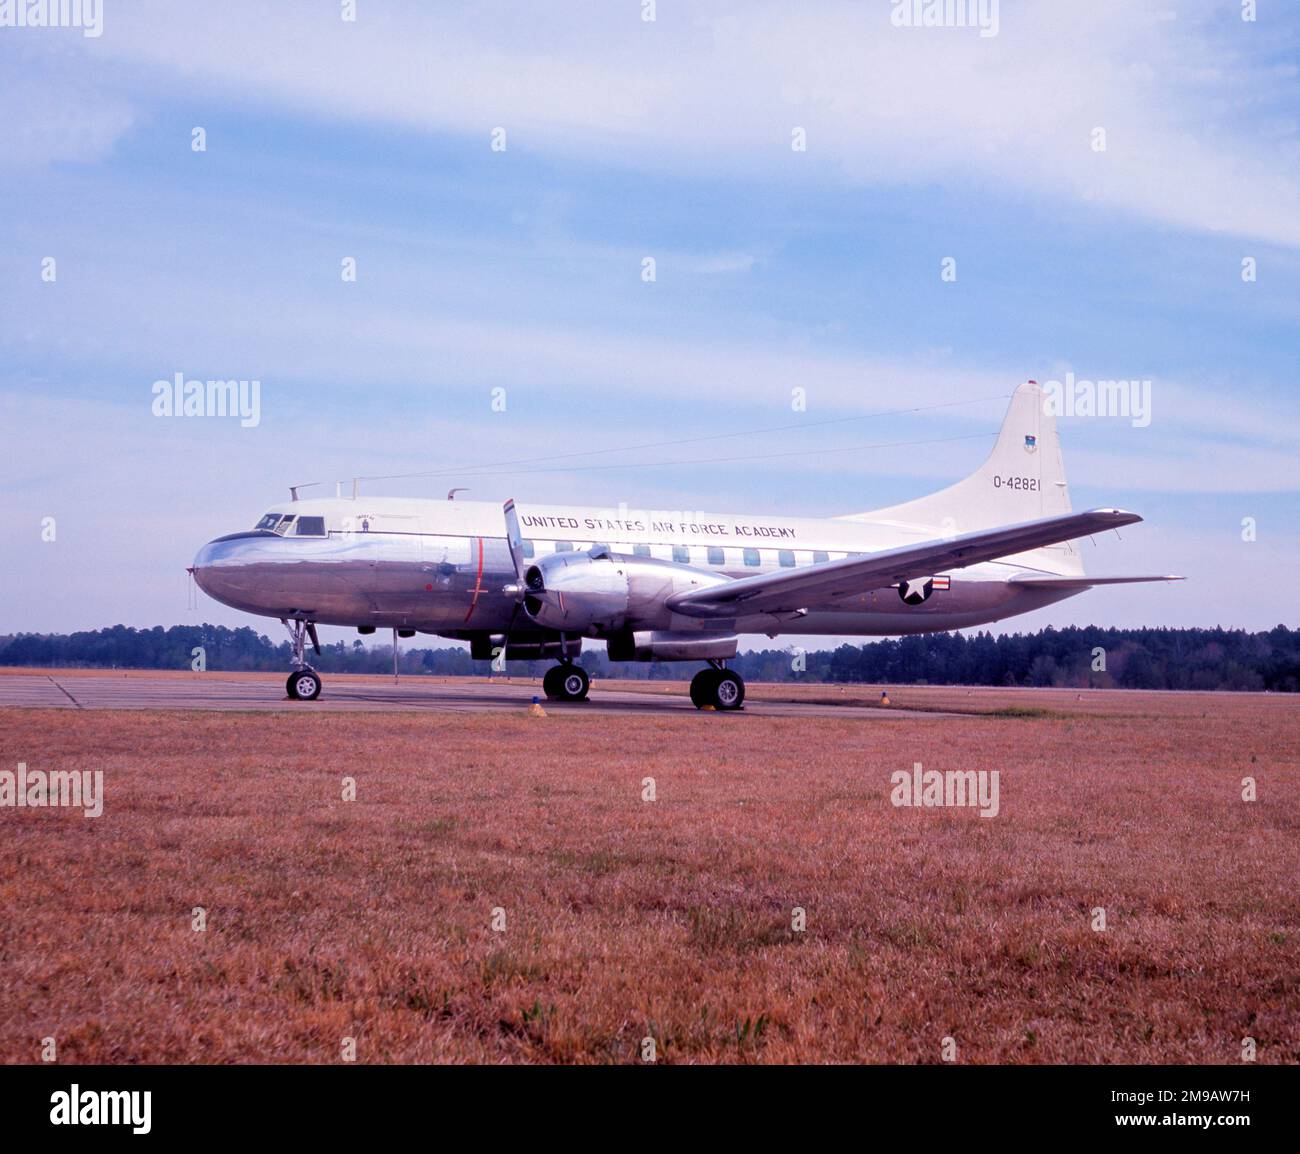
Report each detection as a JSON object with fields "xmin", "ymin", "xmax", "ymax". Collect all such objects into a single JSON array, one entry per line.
[{"xmin": 0, "ymin": 687, "xmax": 1297, "ymax": 1064}]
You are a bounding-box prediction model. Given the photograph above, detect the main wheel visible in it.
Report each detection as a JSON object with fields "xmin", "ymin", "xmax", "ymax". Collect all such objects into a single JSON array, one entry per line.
[
  {"xmin": 713, "ymin": 670, "xmax": 744, "ymax": 710},
  {"xmin": 288, "ymin": 670, "xmax": 322, "ymax": 701},
  {"xmin": 542, "ymin": 666, "xmax": 564, "ymax": 699},
  {"xmin": 690, "ymin": 668, "xmax": 744, "ymax": 710},
  {"xmin": 690, "ymin": 668, "xmax": 719, "ymax": 708},
  {"xmin": 554, "ymin": 664, "xmax": 589, "ymax": 702}
]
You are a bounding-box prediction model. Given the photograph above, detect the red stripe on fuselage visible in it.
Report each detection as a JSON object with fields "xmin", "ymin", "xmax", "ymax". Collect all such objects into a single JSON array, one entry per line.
[{"xmin": 464, "ymin": 536, "xmax": 485, "ymax": 622}]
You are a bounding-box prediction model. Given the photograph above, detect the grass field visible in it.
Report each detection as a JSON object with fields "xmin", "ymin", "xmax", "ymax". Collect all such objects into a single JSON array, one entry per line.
[{"xmin": 1, "ymin": 681, "xmax": 1297, "ymax": 1063}]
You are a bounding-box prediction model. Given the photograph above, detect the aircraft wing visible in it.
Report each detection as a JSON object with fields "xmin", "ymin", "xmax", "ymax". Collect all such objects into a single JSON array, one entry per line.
[
  {"xmin": 1007, "ymin": 574, "xmax": 1183, "ymax": 588},
  {"xmin": 665, "ymin": 508, "xmax": 1143, "ymax": 619}
]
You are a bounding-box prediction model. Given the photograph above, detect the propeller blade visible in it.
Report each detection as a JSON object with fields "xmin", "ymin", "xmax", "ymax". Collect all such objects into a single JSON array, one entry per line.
[
  {"xmin": 503, "ymin": 499, "xmax": 527, "ymax": 584},
  {"xmin": 497, "ymin": 599, "xmax": 523, "ymax": 671},
  {"xmin": 306, "ymin": 621, "xmax": 321, "ymax": 656}
]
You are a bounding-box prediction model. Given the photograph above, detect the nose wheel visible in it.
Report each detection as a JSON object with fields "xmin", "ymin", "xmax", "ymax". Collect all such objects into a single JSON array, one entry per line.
[
  {"xmin": 282, "ymin": 617, "xmax": 323, "ymax": 702},
  {"xmin": 690, "ymin": 664, "xmax": 745, "ymax": 710},
  {"xmin": 286, "ymin": 670, "xmax": 322, "ymax": 701},
  {"xmin": 543, "ymin": 662, "xmax": 589, "ymax": 702}
]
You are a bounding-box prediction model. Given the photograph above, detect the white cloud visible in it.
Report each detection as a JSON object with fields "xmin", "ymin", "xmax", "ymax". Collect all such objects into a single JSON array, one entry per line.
[
  {"xmin": 52, "ymin": 0, "xmax": 1297, "ymax": 249},
  {"xmin": 0, "ymin": 38, "xmax": 135, "ymax": 167},
  {"xmin": 4, "ymin": 244, "xmax": 1297, "ymax": 497}
]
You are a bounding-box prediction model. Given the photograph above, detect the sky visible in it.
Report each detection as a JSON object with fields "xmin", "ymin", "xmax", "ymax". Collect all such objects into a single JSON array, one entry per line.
[{"xmin": 1, "ymin": 0, "xmax": 1298, "ymax": 649}]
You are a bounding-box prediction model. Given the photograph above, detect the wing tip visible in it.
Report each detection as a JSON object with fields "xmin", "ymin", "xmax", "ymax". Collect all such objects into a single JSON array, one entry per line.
[{"xmin": 1090, "ymin": 507, "xmax": 1143, "ymax": 523}]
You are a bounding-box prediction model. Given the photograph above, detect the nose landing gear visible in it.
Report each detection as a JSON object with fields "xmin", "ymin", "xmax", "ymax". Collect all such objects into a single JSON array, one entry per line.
[
  {"xmin": 543, "ymin": 660, "xmax": 590, "ymax": 702},
  {"xmin": 283, "ymin": 618, "xmax": 323, "ymax": 701},
  {"xmin": 690, "ymin": 660, "xmax": 745, "ymax": 710}
]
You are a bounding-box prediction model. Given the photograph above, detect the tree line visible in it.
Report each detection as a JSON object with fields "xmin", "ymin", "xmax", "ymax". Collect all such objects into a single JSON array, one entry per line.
[{"xmin": 1, "ymin": 623, "xmax": 1297, "ymax": 691}]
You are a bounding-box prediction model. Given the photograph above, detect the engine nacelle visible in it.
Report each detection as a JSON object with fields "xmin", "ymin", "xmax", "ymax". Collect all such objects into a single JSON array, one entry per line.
[
  {"xmin": 522, "ymin": 548, "xmax": 733, "ymax": 633},
  {"xmin": 523, "ymin": 550, "xmax": 631, "ymax": 631},
  {"xmin": 606, "ymin": 630, "xmax": 738, "ymax": 662}
]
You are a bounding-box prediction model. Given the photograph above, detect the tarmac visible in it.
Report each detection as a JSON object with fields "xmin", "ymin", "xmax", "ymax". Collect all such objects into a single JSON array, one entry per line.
[{"xmin": 0, "ymin": 672, "xmax": 947, "ymax": 718}]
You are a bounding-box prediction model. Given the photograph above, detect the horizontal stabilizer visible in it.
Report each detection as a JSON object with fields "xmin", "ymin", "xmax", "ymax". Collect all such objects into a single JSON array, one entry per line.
[
  {"xmin": 1008, "ymin": 574, "xmax": 1183, "ymax": 589},
  {"xmin": 667, "ymin": 507, "xmax": 1143, "ymax": 619}
]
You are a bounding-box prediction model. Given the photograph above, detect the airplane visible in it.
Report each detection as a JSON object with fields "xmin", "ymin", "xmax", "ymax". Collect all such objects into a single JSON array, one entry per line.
[{"xmin": 191, "ymin": 381, "xmax": 1181, "ymax": 709}]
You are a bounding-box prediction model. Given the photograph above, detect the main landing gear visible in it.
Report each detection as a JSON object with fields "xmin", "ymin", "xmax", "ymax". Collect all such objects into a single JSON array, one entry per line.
[
  {"xmin": 542, "ymin": 660, "xmax": 590, "ymax": 702},
  {"xmin": 690, "ymin": 660, "xmax": 745, "ymax": 711},
  {"xmin": 283, "ymin": 618, "xmax": 322, "ymax": 701}
]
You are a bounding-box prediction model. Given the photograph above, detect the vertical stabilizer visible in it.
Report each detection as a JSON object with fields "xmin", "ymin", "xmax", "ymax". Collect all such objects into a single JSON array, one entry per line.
[{"xmin": 840, "ymin": 381, "xmax": 1083, "ymax": 575}]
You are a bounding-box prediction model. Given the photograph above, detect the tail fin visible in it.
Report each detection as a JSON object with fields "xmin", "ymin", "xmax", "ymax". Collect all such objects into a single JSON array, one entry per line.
[{"xmin": 840, "ymin": 381, "xmax": 1083, "ymax": 575}]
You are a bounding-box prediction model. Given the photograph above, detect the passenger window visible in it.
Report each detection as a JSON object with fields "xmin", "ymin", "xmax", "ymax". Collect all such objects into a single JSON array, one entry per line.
[
  {"xmin": 813, "ymin": 550, "xmax": 829, "ymax": 564},
  {"xmin": 554, "ymin": 541, "xmax": 573, "ymax": 553},
  {"xmin": 707, "ymin": 546, "xmax": 725, "ymax": 566},
  {"xmin": 743, "ymin": 548, "xmax": 761, "ymax": 567},
  {"xmin": 778, "ymin": 550, "xmax": 796, "ymax": 567},
  {"xmin": 633, "ymin": 544, "xmax": 651, "ymax": 558},
  {"xmin": 523, "ymin": 539, "xmax": 535, "ymax": 558},
  {"xmin": 295, "ymin": 516, "xmax": 326, "ymax": 537},
  {"xmin": 672, "ymin": 545, "xmax": 690, "ymax": 564}
]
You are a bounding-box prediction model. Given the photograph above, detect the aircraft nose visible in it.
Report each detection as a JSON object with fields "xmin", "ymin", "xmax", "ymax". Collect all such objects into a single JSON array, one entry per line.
[
  {"xmin": 191, "ymin": 533, "xmax": 270, "ymax": 608},
  {"xmin": 191, "ymin": 539, "xmax": 220, "ymax": 574}
]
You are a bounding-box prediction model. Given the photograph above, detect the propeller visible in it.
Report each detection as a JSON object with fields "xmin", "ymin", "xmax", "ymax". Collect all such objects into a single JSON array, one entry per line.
[
  {"xmin": 503, "ymin": 498, "xmax": 527, "ymax": 584},
  {"xmin": 498, "ymin": 499, "xmax": 529, "ymax": 671}
]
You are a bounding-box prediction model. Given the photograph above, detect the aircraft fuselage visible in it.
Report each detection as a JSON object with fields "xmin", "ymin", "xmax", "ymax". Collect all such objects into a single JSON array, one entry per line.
[{"xmin": 192, "ymin": 496, "xmax": 1082, "ymax": 640}]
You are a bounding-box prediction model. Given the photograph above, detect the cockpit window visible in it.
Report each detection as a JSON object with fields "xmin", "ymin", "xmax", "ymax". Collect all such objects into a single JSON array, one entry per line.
[{"xmin": 254, "ymin": 512, "xmax": 324, "ymax": 536}]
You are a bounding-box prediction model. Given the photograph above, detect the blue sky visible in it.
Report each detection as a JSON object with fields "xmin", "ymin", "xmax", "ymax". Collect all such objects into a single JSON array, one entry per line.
[{"xmin": 2, "ymin": 0, "xmax": 1298, "ymax": 643}]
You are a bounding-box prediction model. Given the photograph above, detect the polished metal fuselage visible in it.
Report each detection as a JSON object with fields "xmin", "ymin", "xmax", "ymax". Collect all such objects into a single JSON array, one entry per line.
[{"xmin": 192, "ymin": 496, "xmax": 1082, "ymax": 643}]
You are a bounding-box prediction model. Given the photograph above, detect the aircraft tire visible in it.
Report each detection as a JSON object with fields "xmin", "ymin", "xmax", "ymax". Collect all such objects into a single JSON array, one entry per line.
[
  {"xmin": 543, "ymin": 662, "xmax": 590, "ymax": 696},
  {"xmin": 713, "ymin": 670, "xmax": 745, "ymax": 710},
  {"xmin": 556, "ymin": 665, "xmax": 589, "ymax": 702},
  {"xmin": 289, "ymin": 670, "xmax": 322, "ymax": 701},
  {"xmin": 690, "ymin": 668, "xmax": 720, "ymax": 709}
]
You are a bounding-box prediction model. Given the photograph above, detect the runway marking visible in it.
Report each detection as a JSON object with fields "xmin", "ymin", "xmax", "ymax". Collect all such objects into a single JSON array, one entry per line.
[{"xmin": 46, "ymin": 676, "xmax": 82, "ymax": 708}]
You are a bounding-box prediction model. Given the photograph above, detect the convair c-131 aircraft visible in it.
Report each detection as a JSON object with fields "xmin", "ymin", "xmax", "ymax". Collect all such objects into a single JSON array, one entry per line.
[{"xmin": 192, "ymin": 381, "xmax": 1180, "ymax": 709}]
